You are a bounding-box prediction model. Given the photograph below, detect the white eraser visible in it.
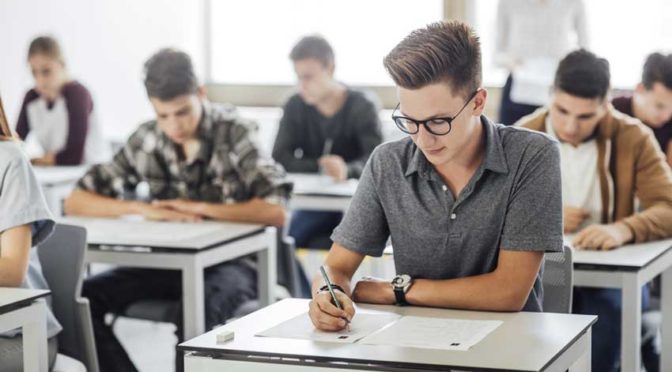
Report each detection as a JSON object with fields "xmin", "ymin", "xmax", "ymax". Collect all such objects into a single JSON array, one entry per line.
[{"xmin": 216, "ymin": 330, "xmax": 235, "ymax": 343}]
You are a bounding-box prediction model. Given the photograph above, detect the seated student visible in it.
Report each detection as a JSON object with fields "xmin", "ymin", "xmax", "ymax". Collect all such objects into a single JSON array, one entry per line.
[
  {"xmin": 272, "ymin": 35, "xmax": 382, "ymax": 249},
  {"xmin": 63, "ymin": 49, "xmax": 291, "ymax": 372},
  {"xmin": 16, "ymin": 36, "xmax": 109, "ymax": 166},
  {"xmin": 308, "ymin": 21, "xmax": 563, "ymax": 333},
  {"xmin": 516, "ymin": 49, "xmax": 672, "ymax": 372},
  {"xmin": 0, "ymin": 96, "xmax": 61, "ymax": 370},
  {"xmin": 613, "ymin": 52, "xmax": 672, "ymax": 167}
]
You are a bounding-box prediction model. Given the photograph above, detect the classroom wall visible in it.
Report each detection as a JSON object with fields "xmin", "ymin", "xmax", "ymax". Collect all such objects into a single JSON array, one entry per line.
[{"xmin": 0, "ymin": 0, "xmax": 205, "ymax": 141}]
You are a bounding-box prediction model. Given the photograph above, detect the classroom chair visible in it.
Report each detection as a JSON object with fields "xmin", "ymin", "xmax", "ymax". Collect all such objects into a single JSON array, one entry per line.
[
  {"xmin": 542, "ymin": 244, "xmax": 574, "ymax": 313},
  {"xmin": 38, "ymin": 224, "xmax": 100, "ymax": 372}
]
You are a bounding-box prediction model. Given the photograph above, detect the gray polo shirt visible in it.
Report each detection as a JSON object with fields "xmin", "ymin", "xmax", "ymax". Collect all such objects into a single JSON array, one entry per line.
[{"xmin": 331, "ymin": 116, "xmax": 563, "ymax": 312}]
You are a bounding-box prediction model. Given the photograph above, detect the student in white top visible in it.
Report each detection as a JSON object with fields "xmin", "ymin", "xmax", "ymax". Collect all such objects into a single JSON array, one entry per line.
[
  {"xmin": 0, "ymin": 97, "xmax": 61, "ymax": 370},
  {"xmin": 495, "ymin": 0, "xmax": 589, "ymax": 125},
  {"xmin": 16, "ymin": 36, "xmax": 109, "ymax": 166}
]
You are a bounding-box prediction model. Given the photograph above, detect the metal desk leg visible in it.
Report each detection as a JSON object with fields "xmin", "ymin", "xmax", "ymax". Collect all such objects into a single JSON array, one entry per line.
[
  {"xmin": 182, "ymin": 255, "xmax": 205, "ymax": 340},
  {"xmin": 662, "ymin": 266, "xmax": 672, "ymax": 371},
  {"xmin": 258, "ymin": 227, "xmax": 277, "ymax": 307},
  {"xmin": 621, "ymin": 273, "xmax": 642, "ymax": 372},
  {"xmin": 22, "ymin": 301, "xmax": 48, "ymax": 372}
]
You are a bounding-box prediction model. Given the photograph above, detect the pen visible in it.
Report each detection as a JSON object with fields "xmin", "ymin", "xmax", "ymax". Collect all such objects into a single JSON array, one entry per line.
[
  {"xmin": 322, "ymin": 138, "xmax": 333, "ymax": 157},
  {"xmin": 319, "ymin": 266, "xmax": 351, "ymax": 331}
]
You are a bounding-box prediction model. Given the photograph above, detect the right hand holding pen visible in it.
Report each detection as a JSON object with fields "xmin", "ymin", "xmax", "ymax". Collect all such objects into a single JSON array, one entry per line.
[{"xmin": 308, "ymin": 290, "xmax": 355, "ymax": 331}]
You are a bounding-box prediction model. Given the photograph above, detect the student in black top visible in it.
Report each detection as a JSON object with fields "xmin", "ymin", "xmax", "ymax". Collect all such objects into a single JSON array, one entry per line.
[{"xmin": 273, "ymin": 35, "xmax": 382, "ymax": 249}]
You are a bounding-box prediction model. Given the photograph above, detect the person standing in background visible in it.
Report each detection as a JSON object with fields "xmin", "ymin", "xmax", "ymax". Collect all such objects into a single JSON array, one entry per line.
[
  {"xmin": 495, "ymin": 0, "xmax": 589, "ymax": 125},
  {"xmin": 613, "ymin": 52, "xmax": 672, "ymax": 167},
  {"xmin": 16, "ymin": 36, "xmax": 110, "ymax": 165},
  {"xmin": 273, "ymin": 35, "xmax": 382, "ymax": 249}
]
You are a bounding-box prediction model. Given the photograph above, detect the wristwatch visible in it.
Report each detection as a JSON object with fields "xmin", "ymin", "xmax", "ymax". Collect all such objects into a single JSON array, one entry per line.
[{"xmin": 391, "ymin": 274, "xmax": 413, "ymax": 306}]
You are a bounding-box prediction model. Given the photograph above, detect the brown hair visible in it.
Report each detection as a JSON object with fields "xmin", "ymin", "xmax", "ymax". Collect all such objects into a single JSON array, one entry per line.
[
  {"xmin": 383, "ymin": 20, "xmax": 482, "ymax": 98},
  {"xmin": 28, "ymin": 36, "xmax": 64, "ymax": 63},
  {"xmin": 642, "ymin": 52, "xmax": 672, "ymax": 90},
  {"xmin": 0, "ymin": 96, "xmax": 13, "ymax": 140},
  {"xmin": 289, "ymin": 35, "xmax": 335, "ymax": 67}
]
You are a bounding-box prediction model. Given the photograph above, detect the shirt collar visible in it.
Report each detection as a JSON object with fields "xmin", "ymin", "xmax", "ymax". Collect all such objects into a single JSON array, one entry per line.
[{"xmin": 404, "ymin": 115, "xmax": 509, "ymax": 179}]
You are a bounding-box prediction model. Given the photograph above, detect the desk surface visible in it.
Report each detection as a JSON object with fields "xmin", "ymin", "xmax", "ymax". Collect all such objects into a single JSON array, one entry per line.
[
  {"xmin": 0, "ymin": 288, "xmax": 50, "ymax": 314},
  {"xmin": 60, "ymin": 216, "xmax": 265, "ymax": 250},
  {"xmin": 33, "ymin": 165, "xmax": 88, "ymax": 186},
  {"xmin": 288, "ymin": 173, "xmax": 357, "ymax": 197},
  {"xmin": 180, "ymin": 299, "xmax": 596, "ymax": 371},
  {"xmin": 572, "ymin": 239, "xmax": 672, "ymax": 270}
]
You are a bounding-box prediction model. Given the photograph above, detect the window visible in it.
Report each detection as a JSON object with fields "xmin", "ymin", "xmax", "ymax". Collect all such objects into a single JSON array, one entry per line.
[
  {"xmin": 208, "ymin": 0, "xmax": 443, "ymax": 86},
  {"xmin": 472, "ymin": 0, "xmax": 672, "ymax": 88}
]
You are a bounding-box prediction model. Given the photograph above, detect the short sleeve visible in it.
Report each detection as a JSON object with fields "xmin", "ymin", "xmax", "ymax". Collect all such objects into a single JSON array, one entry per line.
[
  {"xmin": 0, "ymin": 148, "xmax": 54, "ymax": 245},
  {"xmin": 500, "ymin": 141, "xmax": 564, "ymax": 252},
  {"xmin": 331, "ymin": 148, "xmax": 389, "ymax": 256}
]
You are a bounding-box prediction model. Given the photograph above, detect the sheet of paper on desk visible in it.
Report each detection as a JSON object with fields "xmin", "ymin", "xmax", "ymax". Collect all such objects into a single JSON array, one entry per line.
[
  {"xmin": 256, "ymin": 312, "xmax": 401, "ymax": 344},
  {"xmin": 359, "ymin": 316, "xmax": 502, "ymax": 351}
]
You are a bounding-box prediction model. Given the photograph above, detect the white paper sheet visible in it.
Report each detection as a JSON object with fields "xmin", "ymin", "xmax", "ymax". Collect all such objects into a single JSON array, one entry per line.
[
  {"xmin": 360, "ymin": 316, "xmax": 502, "ymax": 351},
  {"xmin": 256, "ymin": 312, "xmax": 401, "ymax": 344},
  {"xmin": 287, "ymin": 174, "xmax": 358, "ymax": 196}
]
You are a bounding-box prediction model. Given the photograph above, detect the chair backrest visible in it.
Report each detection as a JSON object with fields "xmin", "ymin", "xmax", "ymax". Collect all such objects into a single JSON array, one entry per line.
[
  {"xmin": 277, "ymin": 234, "xmax": 310, "ymax": 298},
  {"xmin": 38, "ymin": 223, "xmax": 99, "ymax": 372},
  {"xmin": 542, "ymin": 244, "xmax": 574, "ymax": 313}
]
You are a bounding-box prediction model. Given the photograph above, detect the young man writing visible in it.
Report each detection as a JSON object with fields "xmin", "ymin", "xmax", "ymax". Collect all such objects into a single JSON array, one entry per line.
[{"xmin": 308, "ymin": 21, "xmax": 564, "ymax": 332}]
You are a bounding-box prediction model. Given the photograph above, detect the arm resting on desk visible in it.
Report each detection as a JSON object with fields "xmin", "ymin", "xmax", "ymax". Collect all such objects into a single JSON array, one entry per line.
[
  {"xmin": 405, "ymin": 249, "xmax": 543, "ymax": 312},
  {"xmin": 0, "ymin": 225, "xmax": 32, "ymax": 287},
  {"xmin": 185, "ymin": 198, "xmax": 287, "ymax": 227},
  {"xmin": 64, "ymin": 190, "xmax": 200, "ymax": 222},
  {"xmin": 350, "ymin": 248, "xmax": 543, "ymax": 312}
]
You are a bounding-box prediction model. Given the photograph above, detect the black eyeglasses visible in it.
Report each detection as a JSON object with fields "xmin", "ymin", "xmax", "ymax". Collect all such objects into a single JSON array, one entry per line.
[{"xmin": 391, "ymin": 89, "xmax": 480, "ymax": 136}]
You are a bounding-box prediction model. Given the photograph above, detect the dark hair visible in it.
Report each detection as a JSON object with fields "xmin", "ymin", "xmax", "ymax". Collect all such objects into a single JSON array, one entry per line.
[
  {"xmin": 642, "ymin": 52, "xmax": 672, "ymax": 90},
  {"xmin": 143, "ymin": 48, "xmax": 199, "ymax": 101},
  {"xmin": 383, "ymin": 20, "xmax": 482, "ymax": 98},
  {"xmin": 28, "ymin": 36, "xmax": 64, "ymax": 63},
  {"xmin": 554, "ymin": 49, "xmax": 610, "ymax": 100},
  {"xmin": 0, "ymin": 96, "xmax": 13, "ymax": 139},
  {"xmin": 289, "ymin": 35, "xmax": 335, "ymax": 66}
]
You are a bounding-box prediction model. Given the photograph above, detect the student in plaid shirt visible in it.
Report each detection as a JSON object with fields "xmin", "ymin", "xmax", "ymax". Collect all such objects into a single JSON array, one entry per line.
[{"xmin": 64, "ymin": 49, "xmax": 291, "ymax": 372}]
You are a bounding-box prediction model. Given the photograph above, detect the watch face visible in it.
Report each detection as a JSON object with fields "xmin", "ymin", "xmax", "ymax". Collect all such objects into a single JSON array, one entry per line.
[{"xmin": 392, "ymin": 274, "xmax": 411, "ymax": 288}]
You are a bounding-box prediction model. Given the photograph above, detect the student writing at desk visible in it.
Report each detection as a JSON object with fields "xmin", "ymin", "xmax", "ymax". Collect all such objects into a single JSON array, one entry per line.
[
  {"xmin": 272, "ymin": 36, "xmax": 382, "ymax": 249},
  {"xmin": 0, "ymin": 96, "xmax": 61, "ymax": 371},
  {"xmin": 63, "ymin": 49, "xmax": 291, "ymax": 372},
  {"xmin": 517, "ymin": 49, "xmax": 672, "ymax": 372},
  {"xmin": 308, "ymin": 21, "xmax": 563, "ymax": 331},
  {"xmin": 16, "ymin": 36, "xmax": 109, "ymax": 166}
]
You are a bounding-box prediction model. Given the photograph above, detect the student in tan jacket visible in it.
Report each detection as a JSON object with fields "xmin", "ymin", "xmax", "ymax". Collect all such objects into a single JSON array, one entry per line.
[{"xmin": 517, "ymin": 49, "xmax": 672, "ymax": 372}]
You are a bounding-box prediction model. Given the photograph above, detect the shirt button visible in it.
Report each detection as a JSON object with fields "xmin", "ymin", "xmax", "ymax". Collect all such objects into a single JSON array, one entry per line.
[
  {"xmin": 442, "ymin": 185, "xmax": 448, "ymax": 191},
  {"xmin": 451, "ymin": 213, "xmax": 457, "ymax": 220}
]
